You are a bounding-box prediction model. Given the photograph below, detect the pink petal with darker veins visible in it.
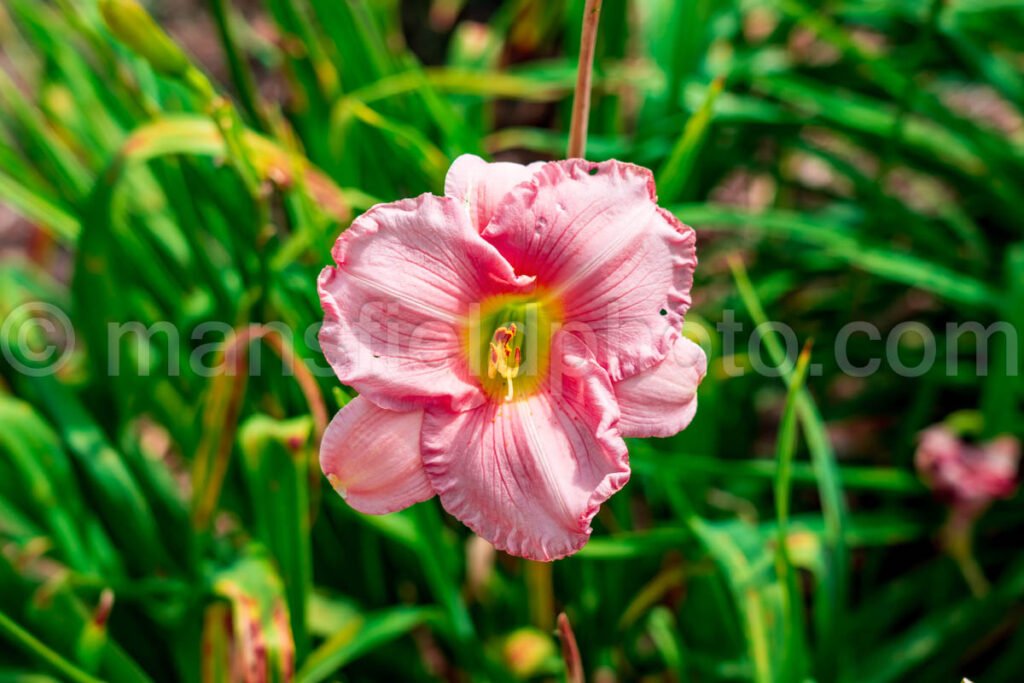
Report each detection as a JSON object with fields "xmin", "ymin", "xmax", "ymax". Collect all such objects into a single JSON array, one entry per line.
[
  {"xmin": 318, "ymin": 193, "xmax": 532, "ymax": 412},
  {"xmin": 320, "ymin": 396, "xmax": 434, "ymax": 515},
  {"xmin": 483, "ymin": 159, "xmax": 697, "ymax": 381},
  {"xmin": 615, "ymin": 337, "xmax": 707, "ymax": 438},
  {"xmin": 420, "ymin": 333, "xmax": 629, "ymax": 561},
  {"xmin": 444, "ymin": 154, "xmax": 546, "ymax": 231}
]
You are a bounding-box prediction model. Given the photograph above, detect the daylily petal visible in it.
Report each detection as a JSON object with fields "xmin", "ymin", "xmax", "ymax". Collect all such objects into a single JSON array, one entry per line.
[
  {"xmin": 445, "ymin": 154, "xmax": 545, "ymax": 231},
  {"xmin": 916, "ymin": 426, "xmax": 1021, "ymax": 514},
  {"xmin": 319, "ymin": 193, "xmax": 531, "ymax": 411},
  {"xmin": 421, "ymin": 333, "xmax": 629, "ymax": 561},
  {"xmin": 483, "ymin": 159, "xmax": 697, "ymax": 381},
  {"xmin": 614, "ymin": 337, "xmax": 707, "ymax": 438},
  {"xmin": 320, "ymin": 396, "xmax": 433, "ymax": 514}
]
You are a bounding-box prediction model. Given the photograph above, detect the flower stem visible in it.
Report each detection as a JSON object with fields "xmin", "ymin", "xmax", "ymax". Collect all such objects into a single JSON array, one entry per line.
[
  {"xmin": 942, "ymin": 513, "xmax": 991, "ymax": 597},
  {"xmin": 557, "ymin": 612, "xmax": 584, "ymax": 683},
  {"xmin": 567, "ymin": 0, "xmax": 603, "ymax": 159},
  {"xmin": 525, "ymin": 561, "xmax": 554, "ymax": 631}
]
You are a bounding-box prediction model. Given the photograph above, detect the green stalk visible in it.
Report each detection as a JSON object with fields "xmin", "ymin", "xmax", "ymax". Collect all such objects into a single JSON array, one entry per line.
[
  {"xmin": 773, "ymin": 341, "xmax": 814, "ymax": 681},
  {"xmin": 567, "ymin": 0, "xmax": 602, "ymax": 158}
]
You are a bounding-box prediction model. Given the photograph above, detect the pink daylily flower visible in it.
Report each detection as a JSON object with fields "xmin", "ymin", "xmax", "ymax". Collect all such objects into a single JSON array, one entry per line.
[
  {"xmin": 318, "ymin": 154, "xmax": 705, "ymax": 561},
  {"xmin": 915, "ymin": 425, "xmax": 1020, "ymax": 521}
]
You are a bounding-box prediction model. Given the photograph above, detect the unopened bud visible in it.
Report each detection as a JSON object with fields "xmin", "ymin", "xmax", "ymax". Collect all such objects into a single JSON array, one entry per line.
[{"xmin": 99, "ymin": 0, "xmax": 191, "ymax": 78}]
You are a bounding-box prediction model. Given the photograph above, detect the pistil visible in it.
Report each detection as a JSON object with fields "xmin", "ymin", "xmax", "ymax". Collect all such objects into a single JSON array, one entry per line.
[{"xmin": 488, "ymin": 323, "xmax": 523, "ymax": 401}]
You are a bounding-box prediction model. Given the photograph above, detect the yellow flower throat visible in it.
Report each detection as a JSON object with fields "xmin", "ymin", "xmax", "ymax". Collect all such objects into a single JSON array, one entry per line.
[{"xmin": 467, "ymin": 293, "xmax": 561, "ymax": 402}]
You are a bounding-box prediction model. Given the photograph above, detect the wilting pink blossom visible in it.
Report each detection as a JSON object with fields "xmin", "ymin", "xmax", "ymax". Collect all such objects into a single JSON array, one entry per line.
[
  {"xmin": 318, "ymin": 155, "xmax": 705, "ymax": 560},
  {"xmin": 915, "ymin": 425, "xmax": 1021, "ymax": 520}
]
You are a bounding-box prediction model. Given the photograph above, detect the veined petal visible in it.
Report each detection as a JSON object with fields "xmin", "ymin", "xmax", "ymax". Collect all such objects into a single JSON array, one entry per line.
[
  {"xmin": 319, "ymin": 193, "xmax": 531, "ymax": 411},
  {"xmin": 320, "ymin": 396, "xmax": 434, "ymax": 514},
  {"xmin": 615, "ymin": 337, "xmax": 707, "ymax": 438},
  {"xmin": 421, "ymin": 333, "xmax": 629, "ymax": 561},
  {"xmin": 483, "ymin": 159, "xmax": 697, "ymax": 381},
  {"xmin": 445, "ymin": 154, "xmax": 545, "ymax": 231}
]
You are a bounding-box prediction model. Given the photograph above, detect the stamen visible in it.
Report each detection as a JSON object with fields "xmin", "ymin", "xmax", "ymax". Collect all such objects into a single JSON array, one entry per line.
[{"xmin": 488, "ymin": 323, "xmax": 522, "ymax": 401}]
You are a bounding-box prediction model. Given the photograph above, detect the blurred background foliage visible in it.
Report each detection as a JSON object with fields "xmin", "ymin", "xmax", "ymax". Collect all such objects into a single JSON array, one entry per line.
[{"xmin": 0, "ymin": 0, "xmax": 1023, "ymax": 681}]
